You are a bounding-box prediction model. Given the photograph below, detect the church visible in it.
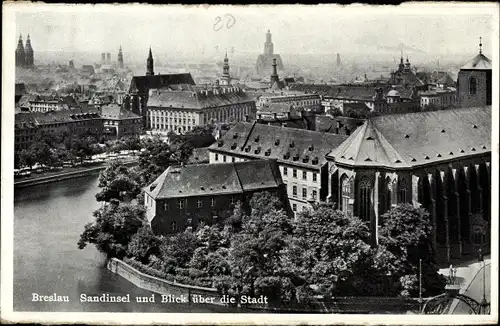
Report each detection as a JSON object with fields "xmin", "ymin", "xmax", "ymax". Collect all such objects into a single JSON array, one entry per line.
[
  {"xmin": 15, "ymin": 34, "xmax": 34, "ymax": 68},
  {"xmin": 255, "ymin": 30, "xmax": 284, "ymax": 76}
]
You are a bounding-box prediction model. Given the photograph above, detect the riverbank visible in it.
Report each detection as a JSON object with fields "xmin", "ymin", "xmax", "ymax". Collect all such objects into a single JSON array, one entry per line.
[{"xmin": 14, "ymin": 159, "xmax": 138, "ymax": 188}]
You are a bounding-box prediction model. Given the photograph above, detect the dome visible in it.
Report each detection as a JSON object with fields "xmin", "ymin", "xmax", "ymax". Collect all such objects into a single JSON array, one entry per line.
[{"xmin": 387, "ymin": 89, "xmax": 400, "ymax": 97}]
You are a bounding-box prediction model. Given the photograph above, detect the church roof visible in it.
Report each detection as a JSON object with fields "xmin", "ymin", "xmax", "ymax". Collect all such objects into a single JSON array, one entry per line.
[
  {"xmin": 145, "ymin": 159, "xmax": 283, "ymax": 199},
  {"xmin": 327, "ymin": 106, "xmax": 491, "ymax": 168},
  {"xmin": 128, "ymin": 73, "xmax": 195, "ymax": 94},
  {"xmin": 460, "ymin": 53, "xmax": 492, "ymax": 70}
]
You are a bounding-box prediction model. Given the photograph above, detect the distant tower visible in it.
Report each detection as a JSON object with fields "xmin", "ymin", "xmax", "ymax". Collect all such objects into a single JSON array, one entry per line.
[
  {"xmin": 69, "ymin": 60, "xmax": 74, "ymax": 68},
  {"xmin": 220, "ymin": 50, "xmax": 231, "ymax": 86},
  {"xmin": 101, "ymin": 53, "xmax": 106, "ymax": 63},
  {"xmin": 270, "ymin": 58, "xmax": 279, "ymax": 86},
  {"xmin": 15, "ymin": 34, "xmax": 25, "ymax": 68},
  {"xmin": 146, "ymin": 47, "xmax": 154, "ymax": 76},
  {"xmin": 106, "ymin": 53, "xmax": 111, "ymax": 63},
  {"xmin": 404, "ymin": 56, "xmax": 411, "ymax": 71},
  {"xmin": 336, "ymin": 53, "xmax": 342, "ymax": 68},
  {"xmin": 398, "ymin": 52, "xmax": 405, "ymax": 71},
  {"xmin": 264, "ymin": 30, "xmax": 274, "ymax": 55},
  {"xmin": 118, "ymin": 46, "xmax": 124, "ymax": 69},
  {"xmin": 24, "ymin": 34, "xmax": 34, "ymax": 68}
]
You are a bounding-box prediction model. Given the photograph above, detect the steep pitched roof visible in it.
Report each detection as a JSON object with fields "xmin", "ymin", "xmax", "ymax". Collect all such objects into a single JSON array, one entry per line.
[
  {"xmin": 128, "ymin": 73, "xmax": 196, "ymax": 94},
  {"xmin": 210, "ymin": 121, "xmax": 348, "ymax": 169},
  {"xmin": 145, "ymin": 159, "xmax": 283, "ymax": 199},
  {"xmin": 327, "ymin": 106, "xmax": 491, "ymax": 168},
  {"xmin": 315, "ymin": 115, "xmax": 364, "ymax": 133},
  {"xmin": 460, "ymin": 53, "xmax": 492, "ymax": 70}
]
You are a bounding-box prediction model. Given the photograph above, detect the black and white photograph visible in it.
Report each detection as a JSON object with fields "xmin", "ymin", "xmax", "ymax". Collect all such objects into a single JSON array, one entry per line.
[{"xmin": 1, "ymin": 2, "xmax": 498, "ymax": 325}]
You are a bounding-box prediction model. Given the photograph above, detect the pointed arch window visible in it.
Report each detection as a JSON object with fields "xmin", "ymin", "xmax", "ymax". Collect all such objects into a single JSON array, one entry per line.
[
  {"xmin": 385, "ymin": 177, "xmax": 392, "ymax": 212},
  {"xmin": 359, "ymin": 177, "xmax": 372, "ymax": 222},
  {"xmin": 399, "ymin": 178, "xmax": 408, "ymax": 203},
  {"xmin": 341, "ymin": 175, "xmax": 350, "ymax": 214},
  {"xmin": 469, "ymin": 77, "xmax": 477, "ymax": 95}
]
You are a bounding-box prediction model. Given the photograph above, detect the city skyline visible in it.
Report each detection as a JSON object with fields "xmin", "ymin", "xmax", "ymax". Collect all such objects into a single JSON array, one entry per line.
[{"xmin": 13, "ymin": 4, "xmax": 496, "ymax": 59}]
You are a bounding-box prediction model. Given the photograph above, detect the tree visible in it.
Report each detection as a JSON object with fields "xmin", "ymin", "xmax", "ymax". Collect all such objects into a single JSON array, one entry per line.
[
  {"xmin": 327, "ymin": 107, "xmax": 342, "ymax": 117},
  {"xmin": 285, "ymin": 204, "xmax": 374, "ymax": 297},
  {"xmin": 378, "ymin": 203, "xmax": 446, "ymax": 297},
  {"xmin": 159, "ymin": 231, "xmax": 200, "ymax": 274},
  {"xmin": 18, "ymin": 148, "xmax": 36, "ymax": 169},
  {"xmin": 127, "ymin": 225, "xmax": 161, "ymax": 264},
  {"xmin": 95, "ymin": 161, "xmax": 142, "ymax": 202},
  {"xmin": 77, "ymin": 200, "xmax": 147, "ymax": 258}
]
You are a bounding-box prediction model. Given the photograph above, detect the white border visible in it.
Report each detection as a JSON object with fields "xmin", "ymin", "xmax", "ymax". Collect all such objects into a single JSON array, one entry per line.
[{"xmin": 2, "ymin": 2, "xmax": 499, "ymax": 325}]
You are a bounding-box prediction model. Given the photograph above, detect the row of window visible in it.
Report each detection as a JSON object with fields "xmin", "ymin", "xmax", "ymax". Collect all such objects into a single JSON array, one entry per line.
[
  {"xmin": 159, "ymin": 196, "xmax": 238, "ymax": 210},
  {"xmin": 290, "ymin": 185, "xmax": 317, "ymax": 200},
  {"xmin": 283, "ymin": 167, "xmax": 318, "ymax": 182}
]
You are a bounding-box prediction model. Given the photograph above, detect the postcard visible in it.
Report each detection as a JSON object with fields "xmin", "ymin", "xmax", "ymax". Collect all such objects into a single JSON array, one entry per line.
[{"xmin": 1, "ymin": 2, "xmax": 498, "ymax": 325}]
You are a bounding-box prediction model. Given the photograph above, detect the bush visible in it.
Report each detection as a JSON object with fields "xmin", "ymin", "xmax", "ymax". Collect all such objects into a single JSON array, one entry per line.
[{"xmin": 127, "ymin": 225, "xmax": 161, "ymax": 264}]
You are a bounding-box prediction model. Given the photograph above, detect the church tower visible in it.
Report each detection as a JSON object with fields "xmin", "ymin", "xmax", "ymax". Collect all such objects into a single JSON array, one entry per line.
[
  {"xmin": 15, "ymin": 34, "xmax": 25, "ymax": 68},
  {"xmin": 146, "ymin": 47, "xmax": 154, "ymax": 76},
  {"xmin": 118, "ymin": 46, "xmax": 124, "ymax": 69},
  {"xmin": 457, "ymin": 37, "xmax": 492, "ymax": 108},
  {"xmin": 220, "ymin": 51, "xmax": 231, "ymax": 86},
  {"xmin": 270, "ymin": 58, "xmax": 279, "ymax": 86},
  {"xmin": 24, "ymin": 34, "xmax": 34, "ymax": 68},
  {"xmin": 264, "ymin": 30, "xmax": 274, "ymax": 55}
]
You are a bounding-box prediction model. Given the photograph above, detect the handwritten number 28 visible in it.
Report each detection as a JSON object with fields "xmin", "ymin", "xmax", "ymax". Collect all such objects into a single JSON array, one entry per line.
[{"xmin": 214, "ymin": 14, "xmax": 236, "ymax": 31}]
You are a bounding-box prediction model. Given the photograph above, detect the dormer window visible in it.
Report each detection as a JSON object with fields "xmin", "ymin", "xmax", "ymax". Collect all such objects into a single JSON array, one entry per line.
[
  {"xmin": 265, "ymin": 149, "xmax": 271, "ymax": 156},
  {"xmin": 275, "ymin": 139, "xmax": 280, "ymax": 146},
  {"xmin": 312, "ymin": 157, "xmax": 319, "ymax": 165},
  {"xmin": 254, "ymin": 147, "xmax": 261, "ymax": 154},
  {"xmin": 289, "ymin": 142, "xmax": 295, "ymax": 148},
  {"xmin": 233, "ymin": 133, "xmax": 238, "ymax": 139},
  {"xmin": 217, "ymin": 141, "xmax": 223, "ymax": 147},
  {"xmin": 245, "ymin": 146, "xmax": 251, "ymax": 152},
  {"xmin": 302, "ymin": 155, "xmax": 309, "ymax": 163},
  {"xmin": 254, "ymin": 136, "xmax": 260, "ymax": 142},
  {"xmin": 284, "ymin": 152, "xmax": 290, "ymax": 159},
  {"xmin": 308, "ymin": 145, "xmax": 314, "ymax": 151},
  {"xmin": 231, "ymin": 143, "xmax": 237, "ymax": 150}
]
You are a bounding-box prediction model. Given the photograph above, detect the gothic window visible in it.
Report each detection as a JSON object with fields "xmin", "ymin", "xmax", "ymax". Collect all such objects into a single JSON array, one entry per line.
[
  {"xmin": 197, "ymin": 200, "xmax": 203, "ymax": 208},
  {"xmin": 211, "ymin": 198, "xmax": 216, "ymax": 207},
  {"xmin": 171, "ymin": 221, "xmax": 177, "ymax": 231},
  {"xmin": 399, "ymin": 178, "xmax": 408, "ymax": 203},
  {"xmin": 385, "ymin": 177, "xmax": 392, "ymax": 212},
  {"xmin": 341, "ymin": 175, "xmax": 350, "ymax": 214},
  {"xmin": 469, "ymin": 77, "xmax": 477, "ymax": 95},
  {"xmin": 177, "ymin": 199, "xmax": 185, "ymax": 209},
  {"xmin": 359, "ymin": 177, "xmax": 372, "ymax": 222}
]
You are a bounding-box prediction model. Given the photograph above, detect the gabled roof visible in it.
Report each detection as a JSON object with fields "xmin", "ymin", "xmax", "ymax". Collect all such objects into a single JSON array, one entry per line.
[
  {"xmin": 209, "ymin": 121, "xmax": 348, "ymax": 169},
  {"xmin": 327, "ymin": 106, "xmax": 491, "ymax": 168},
  {"xmin": 128, "ymin": 73, "xmax": 196, "ymax": 94},
  {"xmin": 101, "ymin": 103, "xmax": 141, "ymax": 120},
  {"xmin": 145, "ymin": 159, "xmax": 283, "ymax": 199},
  {"xmin": 460, "ymin": 53, "xmax": 492, "ymax": 70},
  {"xmin": 315, "ymin": 115, "xmax": 364, "ymax": 133}
]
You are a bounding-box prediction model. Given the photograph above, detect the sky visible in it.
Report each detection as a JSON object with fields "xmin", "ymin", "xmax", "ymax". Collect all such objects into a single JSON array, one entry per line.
[{"xmin": 9, "ymin": 3, "xmax": 498, "ymax": 60}]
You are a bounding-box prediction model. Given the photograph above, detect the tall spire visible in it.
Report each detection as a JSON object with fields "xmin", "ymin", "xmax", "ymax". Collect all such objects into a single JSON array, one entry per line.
[
  {"xmin": 16, "ymin": 34, "xmax": 26, "ymax": 68},
  {"xmin": 118, "ymin": 45, "xmax": 124, "ymax": 69},
  {"xmin": 221, "ymin": 50, "xmax": 230, "ymax": 85},
  {"xmin": 264, "ymin": 29, "xmax": 274, "ymax": 55},
  {"xmin": 146, "ymin": 46, "xmax": 154, "ymax": 76},
  {"xmin": 24, "ymin": 33, "xmax": 34, "ymax": 68},
  {"xmin": 479, "ymin": 36, "xmax": 482, "ymax": 54},
  {"xmin": 270, "ymin": 58, "xmax": 280, "ymax": 87}
]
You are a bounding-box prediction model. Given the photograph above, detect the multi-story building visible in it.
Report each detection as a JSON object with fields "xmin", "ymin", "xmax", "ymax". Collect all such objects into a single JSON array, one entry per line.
[
  {"xmin": 257, "ymin": 93, "xmax": 322, "ymax": 112},
  {"xmin": 291, "ymin": 84, "xmax": 389, "ymax": 113},
  {"xmin": 14, "ymin": 108, "xmax": 103, "ymax": 151},
  {"xmin": 145, "ymin": 86, "xmax": 256, "ymax": 135},
  {"xmin": 101, "ymin": 103, "xmax": 143, "ymax": 140},
  {"xmin": 208, "ymin": 121, "xmax": 348, "ymax": 215},
  {"xmin": 326, "ymin": 106, "xmax": 491, "ymax": 262},
  {"xmin": 419, "ymin": 88, "xmax": 456, "ymax": 109},
  {"xmin": 457, "ymin": 39, "xmax": 492, "ymax": 108},
  {"xmin": 144, "ymin": 159, "xmax": 286, "ymax": 235}
]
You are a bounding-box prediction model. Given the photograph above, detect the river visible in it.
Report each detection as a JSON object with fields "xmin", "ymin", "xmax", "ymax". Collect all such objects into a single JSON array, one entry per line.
[{"xmin": 13, "ymin": 174, "xmax": 232, "ymax": 313}]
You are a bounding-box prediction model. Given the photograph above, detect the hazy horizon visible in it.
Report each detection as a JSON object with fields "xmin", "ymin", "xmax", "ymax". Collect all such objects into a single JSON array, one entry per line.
[{"xmin": 12, "ymin": 4, "xmax": 496, "ymax": 59}]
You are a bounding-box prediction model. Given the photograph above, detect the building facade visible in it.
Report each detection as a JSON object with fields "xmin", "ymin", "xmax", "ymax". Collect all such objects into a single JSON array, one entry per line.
[
  {"xmin": 145, "ymin": 86, "xmax": 256, "ymax": 135},
  {"xmin": 101, "ymin": 103, "xmax": 143, "ymax": 140},
  {"xmin": 326, "ymin": 107, "xmax": 491, "ymax": 262},
  {"xmin": 144, "ymin": 159, "xmax": 286, "ymax": 235},
  {"xmin": 208, "ymin": 121, "xmax": 348, "ymax": 215},
  {"xmin": 258, "ymin": 93, "xmax": 322, "ymax": 112},
  {"xmin": 419, "ymin": 88, "xmax": 456, "ymax": 109},
  {"xmin": 457, "ymin": 40, "xmax": 492, "ymax": 108},
  {"xmin": 15, "ymin": 108, "xmax": 103, "ymax": 151}
]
